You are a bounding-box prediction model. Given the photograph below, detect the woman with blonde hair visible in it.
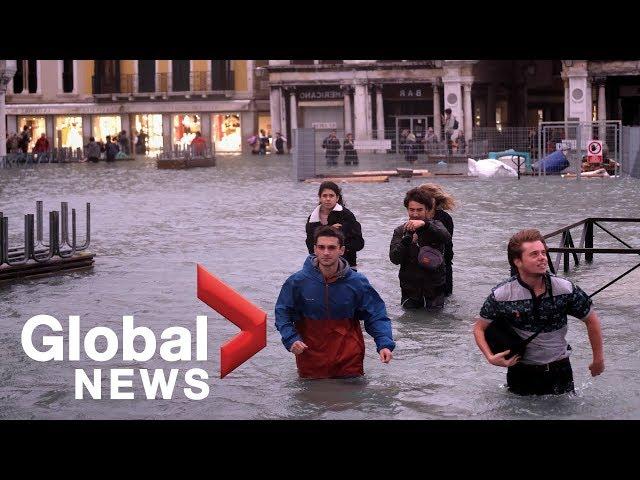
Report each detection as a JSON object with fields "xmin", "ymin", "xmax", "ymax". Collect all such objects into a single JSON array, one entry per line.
[{"xmin": 419, "ymin": 183, "xmax": 456, "ymax": 295}]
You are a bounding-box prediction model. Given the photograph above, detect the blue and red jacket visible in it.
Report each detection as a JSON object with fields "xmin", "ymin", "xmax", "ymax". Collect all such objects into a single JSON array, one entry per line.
[{"xmin": 275, "ymin": 255, "xmax": 395, "ymax": 379}]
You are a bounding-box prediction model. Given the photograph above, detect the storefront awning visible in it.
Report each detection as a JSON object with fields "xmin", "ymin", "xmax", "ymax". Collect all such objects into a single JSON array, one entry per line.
[{"xmin": 5, "ymin": 100, "xmax": 253, "ymax": 116}]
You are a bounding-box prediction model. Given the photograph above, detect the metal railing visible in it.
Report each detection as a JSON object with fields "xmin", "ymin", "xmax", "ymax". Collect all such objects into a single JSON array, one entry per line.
[
  {"xmin": 543, "ymin": 218, "xmax": 640, "ymax": 297},
  {"xmin": 94, "ymin": 71, "xmax": 234, "ymax": 95}
]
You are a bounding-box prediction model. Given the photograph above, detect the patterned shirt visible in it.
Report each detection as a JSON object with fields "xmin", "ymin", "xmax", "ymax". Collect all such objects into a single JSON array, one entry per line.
[{"xmin": 479, "ymin": 274, "xmax": 593, "ymax": 365}]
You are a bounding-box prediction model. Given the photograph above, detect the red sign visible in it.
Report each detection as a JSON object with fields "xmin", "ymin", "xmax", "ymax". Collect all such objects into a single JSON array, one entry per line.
[{"xmin": 196, "ymin": 264, "xmax": 267, "ymax": 378}]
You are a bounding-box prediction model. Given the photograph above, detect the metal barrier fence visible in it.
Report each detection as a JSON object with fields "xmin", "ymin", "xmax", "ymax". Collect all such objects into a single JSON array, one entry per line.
[
  {"xmin": 537, "ymin": 121, "xmax": 622, "ymax": 177},
  {"xmin": 1, "ymin": 148, "xmax": 85, "ymax": 168},
  {"xmin": 300, "ymin": 127, "xmax": 538, "ymax": 177},
  {"xmin": 156, "ymin": 143, "xmax": 216, "ymax": 160},
  {"xmin": 294, "ymin": 123, "xmax": 626, "ymax": 179}
]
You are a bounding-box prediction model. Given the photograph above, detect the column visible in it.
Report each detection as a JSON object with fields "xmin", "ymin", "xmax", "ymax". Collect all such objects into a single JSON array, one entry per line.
[
  {"xmin": 280, "ymin": 88, "xmax": 288, "ymax": 147},
  {"xmin": 598, "ymin": 80, "xmax": 606, "ymax": 140},
  {"xmin": 433, "ymin": 83, "xmax": 441, "ymax": 140},
  {"xmin": 269, "ymin": 87, "xmax": 282, "ymax": 137},
  {"xmin": 376, "ymin": 85, "xmax": 385, "ymax": 142},
  {"xmin": 200, "ymin": 113, "xmax": 211, "ymax": 152},
  {"xmin": 563, "ymin": 78, "xmax": 569, "ymax": 120},
  {"xmin": 443, "ymin": 81, "xmax": 462, "ymax": 128},
  {"xmin": 162, "ymin": 113, "xmax": 172, "ymax": 153},
  {"xmin": 289, "ymin": 88, "xmax": 298, "ymax": 133},
  {"xmin": 463, "ymin": 83, "xmax": 473, "ymax": 142},
  {"xmin": 121, "ymin": 114, "xmax": 131, "ymax": 153},
  {"xmin": 487, "ymin": 82, "xmax": 496, "ymax": 128},
  {"xmin": 45, "ymin": 116, "xmax": 54, "ymax": 148},
  {"xmin": 0, "ymin": 90, "xmax": 6, "ymax": 156},
  {"xmin": 567, "ymin": 63, "xmax": 590, "ymax": 148},
  {"xmin": 365, "ymin": 84, "xmax": 373, "ymax": 138},
  {"xmin": 81, "ymin": 114, "xmax": 91, "ymax": 147},
  {"xmin": 0, "ymin": 60, "xmax": 17, "ymax": 156},
  {"xmin": 342, "ymin": 86, "xmax": 353, "ymax": 135},
  {"xmin": 353, "ymin": 83, "xmax": 368, "ymax": 140},
  {"xmin": 246, "ymin": 60, "xmax": 255, "ymax": 97},
  {"xmin": 240, "ymin": 110, "xmax": 257, "ymax": 154}
]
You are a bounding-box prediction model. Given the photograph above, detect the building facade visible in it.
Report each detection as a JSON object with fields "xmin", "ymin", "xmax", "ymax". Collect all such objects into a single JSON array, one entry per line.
[
  {"xmin": 4, "ymin": 59, "xmax": 640, "ymax": 156},
  {"xmin": 3, "ymin": 60, "xmax": 270, "ymax": 154},
  {"xmin": 265, "ymin": 60, "xmax": 640, "ymax": 146}
]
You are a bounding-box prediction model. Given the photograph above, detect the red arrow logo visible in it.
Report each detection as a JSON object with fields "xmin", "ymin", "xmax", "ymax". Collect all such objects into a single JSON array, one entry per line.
[{"xmin": 196, "ymin": 264, "xmax": 267, "ymax": 378}]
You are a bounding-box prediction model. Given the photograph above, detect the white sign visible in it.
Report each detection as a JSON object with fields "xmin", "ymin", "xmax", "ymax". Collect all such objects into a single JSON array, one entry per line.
[
  {"xmin": 556, "ymin": 139, "xmax": 576, "ymax": 151},
  {"xmin": 354, "ymin": 139, "xmax": 392, "ymax": 150},
  {"xmin": 312, "ymin": 122, "xmax": 337, "ymax": 129},
  {"xmin": 587, "ymin": 140, "xmax": 602, "ymax": 155}
]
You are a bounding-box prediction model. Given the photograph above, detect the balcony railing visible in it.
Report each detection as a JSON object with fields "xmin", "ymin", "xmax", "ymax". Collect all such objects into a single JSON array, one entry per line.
[{"xmin": 94, "ymin": 71, "xmax": 234, "ymax": 95}]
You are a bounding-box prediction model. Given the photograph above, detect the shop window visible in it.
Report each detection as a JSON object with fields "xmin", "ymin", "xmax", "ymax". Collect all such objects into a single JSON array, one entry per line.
[
  {"xmin": 134, "ymin": 114, "xmax": 163, "ymax": 154},
  {"xmin": 92, "ymin": 116, "xmax": 122, "ymax": 143},
  {"xmin": 56, "ymin": 116, "xmax": 83, "ymax": 149},
  {"xmin": 174, "ymin": 114, "xmax": 201, "ymax": 147},
  {"xmin": 18, "ymin": 116, "xmax": 46, "ymax": 151},
  {"xmin": 212, "ymin": 114, "xmax": 241, "ymax": 151},
  {"xmin": 290, "ymin": 60, "xmax": 315, "ymax": 65}
]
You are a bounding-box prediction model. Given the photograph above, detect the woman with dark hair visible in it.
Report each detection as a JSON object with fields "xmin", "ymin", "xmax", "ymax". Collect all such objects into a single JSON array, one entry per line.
[{"xmin": 305, "ymin": 181, "xmax": 365, "ymax": 268}]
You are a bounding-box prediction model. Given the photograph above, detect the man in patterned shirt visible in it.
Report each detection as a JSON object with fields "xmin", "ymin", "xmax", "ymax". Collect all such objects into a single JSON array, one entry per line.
[{"xmin": 473, "ymin": 229, "xmax": 605, "ymax": 395}]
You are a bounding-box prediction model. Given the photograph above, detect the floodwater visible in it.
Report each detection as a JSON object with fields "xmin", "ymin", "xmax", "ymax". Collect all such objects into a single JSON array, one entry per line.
[{"xmin": 0, "ymin": 154, "xmax": 639, "ymax": 419}]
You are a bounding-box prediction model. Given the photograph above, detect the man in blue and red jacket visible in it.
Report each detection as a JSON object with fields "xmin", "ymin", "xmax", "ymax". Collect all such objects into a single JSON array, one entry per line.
[{"xmin": 275, "ymin": 226, "xmax": 395, "ymax": 379}]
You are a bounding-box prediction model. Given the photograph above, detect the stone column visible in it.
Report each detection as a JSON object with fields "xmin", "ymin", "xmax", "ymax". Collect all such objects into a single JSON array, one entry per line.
[
  {"xmin": 563, "ymin": 78, "xmax": 569, "ymax": 120},
  {"xmin": 200, "ymin": 113, "xmax": 211, "ymax": 152},
  {"xmin": 246, "ymin": 60, "xmax": 255, "ymax": 98},
  {"xmin": 566, "ymin": 62, "xmax": 590, "ymax": 148},
  {"xmin": 353, "ymin": 83, "xmax": 369, "ymax": 140},
  {"xmin": 121, "ymin": 114, "xmax": 131, "ymax": 153},
  {"xmin": 280, "ymin": 88, "xmax": 288, "ymax": 148},
  {"xmin": 162, "ymin": 113, "xmax": 172, "ymax": 153},
  {"xmin": 45, "ymin": 116, "xmax": 54, "ymax": 148},
  {"xmin": 289, "ymin": 88, "xmax": 298, "ymax": 133},
  {"xmin": 597, "ymin": 79, "xmax": 607, "ymax": 140},
  {"xmin": 433, "ymin": 83, "xmax": 441, "ymax": 140},
  {"xmin": 365, "ymin": 84, "xmax": 373, "ymax": 138},
  {"xmin": 342, "ymin": 85, "xmax": 353, "ymax": 135},
  {"xmin": 269, "ymin": 86, "xmax": 282, "ymax": 137},
  {"xmin": 0, "ymin": 60, "xmax": 17, "ymax": 156},
  {"xmin": 240, "ymin": 110, "xmax": 258, "ymax": 154},
  {"xmin": 463, "ymin": 83, "xmax": 473, "ymax": 142},
  {"xmin": 82, "ymin": 114, "xmax": 91, "ymax": 147},
  {"xmin": 376, "ymin": 84, "xmax": 385, "ymax": 142}
]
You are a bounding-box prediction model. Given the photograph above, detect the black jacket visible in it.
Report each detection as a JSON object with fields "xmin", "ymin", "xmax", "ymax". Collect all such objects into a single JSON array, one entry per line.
[
  {"xmin": 322, "ymin": 136, "xmax": 341, "ymax": 159},
  {"xmin": 305, "ymin": 206, "xmax": 364, "ymax": 267},
  {"xmin": 389, "ymin": 219, "xmax": 452, "ymax": 299},
  {"xmin": 434, "ymin": 209, "xmax": 454, "ymax": 295}
]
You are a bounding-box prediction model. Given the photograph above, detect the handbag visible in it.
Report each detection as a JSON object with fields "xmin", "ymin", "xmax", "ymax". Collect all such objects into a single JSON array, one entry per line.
[{"xmin": 484, "ymin": 319, "xmax": 533, "ymax": 359}]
